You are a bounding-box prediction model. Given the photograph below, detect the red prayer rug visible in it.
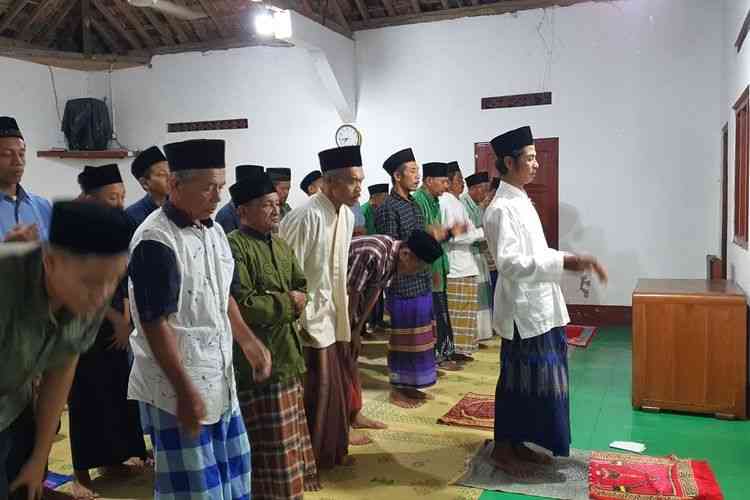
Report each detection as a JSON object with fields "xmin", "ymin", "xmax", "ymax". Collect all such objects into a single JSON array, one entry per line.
[
  {"xmin": 589, "ymin": 451, "xmax": 723, "ymax": 500},
  {"xmin": 565, "ymin": 324, "xmax": 597, "ymax": 348},
  {"xmin": 437, "ymin": 392, "xmax": 494, "ymax": 430}
]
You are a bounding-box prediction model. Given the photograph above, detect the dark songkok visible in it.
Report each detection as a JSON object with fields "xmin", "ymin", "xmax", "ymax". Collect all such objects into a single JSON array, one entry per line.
[
  {"xmin": 236, "ymin": 165, "xmax": 264, "ymax": 181},
  {"xmin": 78, "ymin": 164, "xmax": 123, "ymax": 192},
  {"xmin": 490, "ymin": 126, "xmax": 534, "ymax": 159},
  {"xmin": 230, "ymin": 173, "xmax": 276, "ymax": 206},
  {"xmin": 131, "ymin": 146, "xmax": 167, "ymax": 179},
  {"xmin": 164, "ymin": 139, "xmax": 225, "ymax": 171},
  {"xmin": 383, "ymin": 148, "xmax": 415, "ymax": 174},
  {"xmin": 368, "ymin": 183, "xmax": 389, "ymax": 195},
  {"xmin": 490, "ymin": 177, "xmax": 501, "ymax": 190},
  {"xmin": 406, "ymin": 229, "xmax": 443, "ymax": 264},
  {"xmin": 49, "ymin": 200, "xmax": 132, "ymax": 255},
  {"xmin": 466, "ymin": 172, "xmax": 489, "ymax": 187},
  {"xmin": 447, "ymin": 161, "xmax": 461, "ymax": 176},
  {"xmin": 300, "ymin": 171, "xmax": 322, "ymax": 194},
  {"xmin": 0, "ymin": 116, "xmax": 23, "ymax": 139},
  {"xmin": 267, "ymin": 167, "xmax": 291, "ymax": 182},
  {"xmin": 422, "ymin": 162, "xmax": 448, "ymax": 178},
  {"xmin": 319, "ymin": 146, "xmax": 362, "ymax": 172}
]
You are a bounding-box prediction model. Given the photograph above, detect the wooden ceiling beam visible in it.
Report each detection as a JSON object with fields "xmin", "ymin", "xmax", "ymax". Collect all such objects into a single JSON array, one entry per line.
[
  {"xmin": 90, "ymin": 15, "xmax": 124, "ymax": 53},
  {"xmin": 17, "ymin": 0, "xmax": 62, "ymax": 42},
  {"xmin": 138, "ymin": 5, "xmax": 177, "ymax": 45},
  {"xmin": 196, "ymin": 0, "xmax": 231, "ymax": 38},
  {"xmin": 0, "ymin": 0, "xmax": 32, "ymax": 35},
  {"xmin": 329, "ymin": 0, "xmax": 351, "ymax": 31},
  {"xmin": 83, "ymin": 0, "xmax": 93, "ymax": 55},
  {"xmin": 172, "ymin": 0, "xmax": 209, "ymax": 41},
  {"xmin": 112, "ymin": 0, "xmax": 158, "ymax": 47},
  {"xmin": 443, "ymin": 0, "xmax": 453, "ymax": 8},
  {"xmin": 264, "ymin": 0, "xmax": 353, "ymax": 38},
  {"xmin": 158, "ymin": 2, "xmax": 192, "ymax": 44},
  {"xmin": 91, "ymin": 0, "xmax": 144, "ymax": 50},
  {"xmin": 352, "ymin": 0, "xmax": 609, "ymax": 30},
  {"xmin": 0, "ymin": 43, "xmax": 151, "ymax": 70},
  {"xmin": 128, "ymin": 35, "xmax": 290, "ymax": 56},
  {"xmin": 352, "ymin": 0, "xmax": 370, "ymax": 23},
  {"xmin": 380, "ymin": 0, "xmax": 396, "ymax": 17},
  {"xmin": 38, "ymin": 0, "xmax": 79, "ymax": 45},
  {"xmin": 410, "ymin": 0, "xmax": 421, "ymax": 13}
]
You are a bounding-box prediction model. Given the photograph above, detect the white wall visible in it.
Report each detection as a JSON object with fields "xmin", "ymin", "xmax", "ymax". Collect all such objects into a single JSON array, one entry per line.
[
  {"xmin": 354, "ymin": 0, "xmax": 724, "ymax": 306},
  {"xmin": 0, "ymin": 56, "xmax": 93, "ymax": 201},
  {"xmin": 91, "ymin": 45, "xmax": 343, "ymax": 210},
  {"xmin": 724, "ymin": 0, "xmax": 750, "ymax": 295}
]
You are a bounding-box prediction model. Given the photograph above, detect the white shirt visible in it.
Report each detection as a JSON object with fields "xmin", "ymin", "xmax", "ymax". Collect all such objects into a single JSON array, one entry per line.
[
  {"xmin": 279, "ymin": 192, "xmax": 354, "ymax": 348},
  {"xmin": 439, "ymin": 193, "xmax": 484, "ymax": 278},
  {"xmin": 483, "ymin": 181, "xmax": 570, "ymax": 340},
  {"xmin": 127, "ymin": 208, "xmax": 238, "ymax": 425}
]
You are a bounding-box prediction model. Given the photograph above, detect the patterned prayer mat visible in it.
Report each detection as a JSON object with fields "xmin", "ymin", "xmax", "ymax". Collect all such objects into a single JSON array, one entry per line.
[
  {"xmin": 456, "ymin": 440, "xmax": 591, "ymax": 499},
  {"xmin": 565, "ymin": 325, "xmax": 597, "ymax": 348},
  {"xmin": 437, "ymin": 392, "xmax": 495, "ymax": 430}
]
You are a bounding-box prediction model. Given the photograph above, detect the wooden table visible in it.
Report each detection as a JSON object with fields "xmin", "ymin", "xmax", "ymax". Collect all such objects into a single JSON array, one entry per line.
[{"xmin": 632, "ymin": 279, "xmax": 747, "ymax": 419}]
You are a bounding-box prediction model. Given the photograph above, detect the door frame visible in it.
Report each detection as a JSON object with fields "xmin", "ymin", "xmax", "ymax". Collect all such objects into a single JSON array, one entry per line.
[{"xmin": 722, "ymin": 123, "xmax": 729, "ymax": 279}]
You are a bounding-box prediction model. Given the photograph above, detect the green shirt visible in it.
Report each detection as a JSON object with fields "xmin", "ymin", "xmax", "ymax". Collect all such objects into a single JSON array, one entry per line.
[
  {"xmin": 0, "ymin": 244, "xmax": 102, "ymax": 432},
  {"xmin": 362, "ymin": 201, "xmax": 377, "ymax": 235},
  {"xmin": 228, "ymin": 227, "xmax": 307, "ymax": 391},
  {"xmin": 412, "ymin": 186, "xmax": 450, "ymax": 292},
  {"xmin": 280, "ymin": 203, "xmax": 292, "ymax": 220}
]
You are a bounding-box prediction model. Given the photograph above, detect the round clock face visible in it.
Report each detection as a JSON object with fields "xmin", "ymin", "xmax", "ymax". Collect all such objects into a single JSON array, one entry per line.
[{"xmin": 335, "ymin": 124, "xmax": 361, "ymax": 147}]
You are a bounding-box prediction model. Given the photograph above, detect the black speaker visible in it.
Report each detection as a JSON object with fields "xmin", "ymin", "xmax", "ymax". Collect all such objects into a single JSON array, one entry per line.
[{"xmin": 61, "ymin": 98, "xmax": 113, "ymax": 151}]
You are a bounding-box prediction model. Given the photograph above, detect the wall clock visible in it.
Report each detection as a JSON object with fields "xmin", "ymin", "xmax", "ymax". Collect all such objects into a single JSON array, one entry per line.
[{"xmin": 335, "ymin": 124, "xmax": 362, "ymax": 147}]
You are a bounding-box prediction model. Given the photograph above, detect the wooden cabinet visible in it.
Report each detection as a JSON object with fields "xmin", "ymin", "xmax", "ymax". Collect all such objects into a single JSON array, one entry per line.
[{"xmin": 632, "ymin": 279, "xmax": 748, "ymax": 419}]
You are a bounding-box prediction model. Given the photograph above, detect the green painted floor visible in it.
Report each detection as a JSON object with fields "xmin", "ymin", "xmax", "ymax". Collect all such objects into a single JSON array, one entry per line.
[{"xmin": 479, "ymin": 327, "xmax": 750, "ymax": 500}]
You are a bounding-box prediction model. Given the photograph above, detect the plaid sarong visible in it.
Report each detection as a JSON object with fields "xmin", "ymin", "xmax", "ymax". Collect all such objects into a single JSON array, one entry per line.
[
  {"xmin": 140, "ymin": 403, "xmax": 251, "ymax": 500},
  {"xmin": 446, "ymin": 277, "xmax": 479, "ymax": 355},
  {"xmin": 239, "ymin": 380, "xmax": 317, "ymax": 499}
]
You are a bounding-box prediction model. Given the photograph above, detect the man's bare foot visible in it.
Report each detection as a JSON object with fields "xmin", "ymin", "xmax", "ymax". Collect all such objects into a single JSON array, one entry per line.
[
  {"xmin": 304, "ymin": 474, "xmax": 322, "ymax": 492},
  {"xmin": 513, "ymin": 443, "xmax": 553, "ymax": 465},
  {"xmin": 438, "ymin": 360, "xmax": 464, "ymax": 371},
  {"xmin": 488, "ymin": 441, "xmax": 531, "ymax": 477},
  {"xmin": 71, "ymin": 480, "xmax": 99, "ymax": 500},
  {"xmin": 352, "ymin": 412, "xmax": 388, "ymax": 430},
  {"xmin": 349, "ymin": 430, "xmax": 373, "ymax": 446},
  {"xmin": 452, "ymin": 353, "xmax": 475, "ymax": 362},
  {"xmin": 390, "ymin": 389, "xmax": 426, "ymax": 409}
]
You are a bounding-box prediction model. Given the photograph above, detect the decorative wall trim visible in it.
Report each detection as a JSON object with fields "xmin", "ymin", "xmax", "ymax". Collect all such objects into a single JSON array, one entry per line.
[
  {"xmin": 167, "ymin": 118, "xmax": 248, "ymax": 133},
  {"xmin": 481, "ymin": 92, "xmax": 552, "ymax": 110},
  {"xmin": 567, "ymin": 305, "xmax": 632, "ymax": 327}
]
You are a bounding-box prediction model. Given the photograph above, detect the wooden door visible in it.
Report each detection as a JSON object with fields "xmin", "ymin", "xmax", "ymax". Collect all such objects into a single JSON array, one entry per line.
[
  {"xmin": 721, "ymin": 124, "xmax": 729, "ymax": 278},
  {"xmin": 474, "ymin": 138, "xmax": 559, "ymax": 249}
]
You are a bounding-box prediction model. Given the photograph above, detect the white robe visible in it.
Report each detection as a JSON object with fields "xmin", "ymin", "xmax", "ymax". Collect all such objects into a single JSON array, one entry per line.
[{"xmin": 279, "ymin": 192, "xmax": 354, "ymax": 348}]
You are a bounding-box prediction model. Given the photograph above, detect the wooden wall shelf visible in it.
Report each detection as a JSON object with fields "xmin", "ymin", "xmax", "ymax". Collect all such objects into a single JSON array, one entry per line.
[{"xmin": 37, "ymin": 149, "xmax": 132, "ymax": 159}]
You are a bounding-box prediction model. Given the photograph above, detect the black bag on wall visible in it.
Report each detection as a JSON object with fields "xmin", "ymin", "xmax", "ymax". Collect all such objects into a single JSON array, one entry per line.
[{"xmin": 61, "ymin": 98, "xmax": 113, "ymax": 151}]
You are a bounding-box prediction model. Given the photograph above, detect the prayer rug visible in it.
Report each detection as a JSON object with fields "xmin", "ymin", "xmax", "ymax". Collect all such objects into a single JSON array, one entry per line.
[
  {"xmin": 44, "ymin": 471, "xmax": 73, "ymax": 490},
  {"xmin": 565, "ymin": 325, "xmax": 597, "ymax": 348},
  {"xmin": 437, "ymin": 392, "xmax": 494, "ymax": 430}
]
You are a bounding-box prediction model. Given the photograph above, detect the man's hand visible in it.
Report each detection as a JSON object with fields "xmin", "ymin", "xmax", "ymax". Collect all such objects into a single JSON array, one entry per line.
[
  {"xmin": 3, "ymin": 224, "xmax": 39, "ymax": 242},
  {"xmin": 425, "ymin": 224, "xmax": 448, "ymax": 242},
  {"xmin": 449, "ymin": 223, "xmax": 468, "ymax": 238},
  {"xmin": 108, "ymin": 316, "xmax": 132, "ymax": 351},
  {"xmin": 564, "ymin": 254, "xmax": 609, "ymax": 285},
  {"xmin": 176, "ymin": 383, "xmax": 207, "ymax": 439},
  {"xmin": 289, "ymin": 291, "xmax": 307, "ymax": 317},
  {"xmin": 241, "ymin": 340, "xmax": 272, "ymax": 383},
  {"xmin": 351, "ymin": 332, "xmax": 362, "ymax": 359},
  {"xmin": 9, "ymin": 449, "xmax": 48, "ymax": 500}
]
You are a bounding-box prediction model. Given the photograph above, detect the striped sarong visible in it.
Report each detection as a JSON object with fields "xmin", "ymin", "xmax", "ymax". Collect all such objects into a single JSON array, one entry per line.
[
  {"xmin": 387, "ymin": 292, "xmax": 437, "ymax": 389},
  {"xmin": 446, "ymin": 277, "xmax": 479, "ymax": 355},
  {"xmin": 493, "ymin": 326, "xmax": 571, "ymax": 457},
  {"xmin": 474, "ymin": 254, "xmax": 494, "ymax": 341},
  {"xmin": 140, "ymin": 403, "xmax": 252, "ymax": 500},
  {"xmin": 239, "ymin": 379, "xmax": 317, "ymax": 499}
]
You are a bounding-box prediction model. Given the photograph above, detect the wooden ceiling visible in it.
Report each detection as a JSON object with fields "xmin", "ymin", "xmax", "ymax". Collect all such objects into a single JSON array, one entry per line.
[{"xmin": 0, "ymin": 0, "xmax": 601, "ymax": 68}]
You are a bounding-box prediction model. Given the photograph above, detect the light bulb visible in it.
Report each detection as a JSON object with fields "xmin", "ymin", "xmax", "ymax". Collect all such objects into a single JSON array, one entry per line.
[
  {"xmin": 272, "ymin": 10, "xmax": 292, "ymax": 39},
  {"xmin": 255, "ymin": 10, "xmax": 274, "ymax": 36}
]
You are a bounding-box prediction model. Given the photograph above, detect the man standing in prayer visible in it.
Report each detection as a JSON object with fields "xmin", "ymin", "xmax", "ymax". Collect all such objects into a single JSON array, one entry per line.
[
  {"xmin": 128, "ymin": 139, "xmax": 271, "ymax": 499},
  {"xmin": 69, "ymin": 165, "xmax": 149, "ymax": 499},
  {"xmin": 300, "ymin": 170, "xmax": 323, "ymax": 196},
  {"xmin": 228, "ymin": 172, "xmax": 319, "ymax": 498},
  {"xmin": 126, "ymin": 146, "xmax": 171, "ymax": 227},
  {"xmin": 461, "ymin": 171, "xmax": 495, "ymax": 332},
  {"xmin": 362, "ymin": 183, "xmax": 388, "ymax": 235},
  {"xmin": 375, "ymin": 148, "xmax": 438, "ymax": 409},
  {"xmin": 216, "ymin": 165, "xmax": 265, "ymax": 234},
  {"xmin": 412, "ymin": 162, "xmax": 468, "ymax": 369},
  {"xmin": 1, "ymin": 201, "xmax": 132, "ymax": 500},
  {"xmin": 440, "ymin": 162, "xmax": 490, "ymax": 356},
  {"xmin": 0, "ymin": 116, "xmax": 51, "ymax": 242},
  {"xmin": 484, "ymin": 126, "xmax": 608, "ymax": 474},
  {"xmin": 279, "ymin": 146, "xmax": 362, "ymax": 470},
  {"xmin": 346, "ymin": 229, "xmax": 444, "ymax": 439},
  {"xmin": 267, "ymin": 168, "xmax": 293, "ymax": 220}
]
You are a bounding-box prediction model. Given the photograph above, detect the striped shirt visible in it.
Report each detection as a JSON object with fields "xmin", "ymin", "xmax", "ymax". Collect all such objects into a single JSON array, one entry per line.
[
  {"xmin": 374, "ymin": 191, "xmax": 431, "ymax": 298},
  {"xmin": 347, "ymin": 235, "xmax": 402, "ymax": 294}
]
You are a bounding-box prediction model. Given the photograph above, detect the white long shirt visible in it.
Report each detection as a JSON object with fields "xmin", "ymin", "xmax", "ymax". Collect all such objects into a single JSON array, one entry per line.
[
  {"xmin": 483, "ymin": 181, "xmax": 570, "ymax": 340},
  {"xmin": 279, "ymin": 192, "xmax": 354, "ymax": 348},
  {"xmin": 439, "ymin": 193, "xmax": 485, "ymax": 278}
]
